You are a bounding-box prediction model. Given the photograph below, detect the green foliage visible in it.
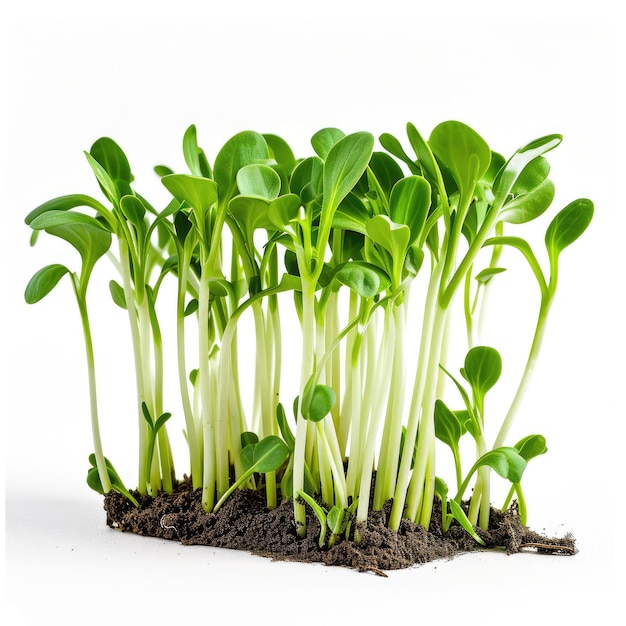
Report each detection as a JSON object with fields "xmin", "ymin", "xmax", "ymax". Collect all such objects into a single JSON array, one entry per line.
[
  {"xmin": 87, "ymin": 455, "xmax": 139, "ymax": 508},
  {"xmin": 24, "ymin": 264, "xmax": 70, "ymax": 303},
  {"xmin": 26, "ymin": 120, "xmax": 592, "ymax": 549}
]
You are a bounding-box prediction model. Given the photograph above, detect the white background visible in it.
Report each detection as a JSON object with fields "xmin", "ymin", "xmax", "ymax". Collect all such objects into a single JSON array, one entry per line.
[{"xmin": 2, "ymin": 1, "xmax": 624, "ymax": 623}]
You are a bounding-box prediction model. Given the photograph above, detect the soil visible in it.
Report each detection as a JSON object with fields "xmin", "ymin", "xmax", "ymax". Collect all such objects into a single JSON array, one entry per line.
[{"xmin": 103, "ymin": 479, "xmax": 576, "ymax": 574}]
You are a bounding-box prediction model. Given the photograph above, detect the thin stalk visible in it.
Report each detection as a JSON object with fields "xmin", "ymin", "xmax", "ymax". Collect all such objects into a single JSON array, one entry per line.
[
  {"xmin": 323, "ymin": 417, "xmax": 347, "ymax": 508},
  {"xmin": 493, "ymin": 299, "xmax": 552, "ymax": 448},
  {"xmin": 75, "ymin": 285, "xmax": 111, "ymax": 493},
  {"xmin": 252, "ymin": 301, "xmax": 277, "ymax": 509},
  {"xmin": 468, "ymin": 434, "xmax": 490, "ymax": 527},
  {"xmin": 405, "ymin": 304, "xmax": 448, "ymax": 526},
  {"xmin": 118, "ymin": 239, "xmax": 149, "ymax": 494},
  {"xmin": 316, "ymin": 428, "xmax": 334, "ymax": 506},
  {"xmin": 176, "ymin": 246, "xmax": 202, "ymax": 489},
  {"xmin": 339, "ymin": 289, "xmax": 359, "ymax": 455},
  {"xmin": 355, "ymin": 306, "xmax": 395, "ymax": 535},
  {"xmin": 373, "ymin": 299, "xmax": 407, "ymax": 509},
  {"xmin": 293, "ymin": 280, "xmax": 317, "ymax": 537},
  {"xmin": 147, "ymin": 293, "xmax": 174, "ymax": 494},
  {"xmin": 138, "ymin": 296, "xmax": 161, "ymax": 495},
  {"xmin": 464, "ymin": 266, "xmax": 476, "ymax": 349},
  {"xmin": 389, "ymin": 260, "xmax": 444, "ymax": 530},
  {"xmin": 345, "ymin": 332, "xmax": 364, "ymax": 500},
  {"xmin": 199, "ymin": 261, "xmax": 216, "ymax": 512}
]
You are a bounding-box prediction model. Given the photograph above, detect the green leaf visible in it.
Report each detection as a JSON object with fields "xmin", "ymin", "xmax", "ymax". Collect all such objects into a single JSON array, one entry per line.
[
  {"xmin": 24, "ymin": 264, "xmax": 70, "ymax": 304},
  {"xmin": 456, "ymin": 409, "xmax": 479, "ymax": 439},
  {"xmin": 332, "ymin": 193, "xmax": 371, "ymax": 235},
  {"xmin": 214, "ymin": 131, "xmax": 270, "ymax": 204},
  {"xmin": 492, "ymin": 135, "xmax": 562, "ymax": 210},
  {"xmin": 87, "ymin": 466, "xmax": 105, "ymax": 494},
  {"xmin": 406, "ymin": 123, "xmax": 446, "ymax": 190},
  {"xmin": 327, "ymin": 505, "xmax": 345, "ymax": 537},
  {"xmin": 161, "ymin": 174, "xmax": 218, "ymax": 214},
  {"xmin": 154, "ymin": 412, "xmax": 172, "ymax": 434},
  {"xmin": 366, "ymin": 214, "xmax": 410, "ymax": 259},
  {"xmin": 236, "ymin": 164, "xmax": 281, "ymax": 200},
  {"xmin": 357, "ymin": 152, "xmax": 405, "ymax": 200},
  {"xmin": 389, "ymin": 175, "xmax": 431, "ymax": 245},
  {"xmin": 297, "ymin": 490, "xmax": 328, "ymax": 548},
  {"xmin": 29, "ymin": 210, "xmax": 112, "ymax": 279},
  {"xmin": 252, "ymin": 436, "xmax": 289, "ymax": 473},
  {"xmin": 404, "ymin": 244, "xmax": 424, "ymax": 277},
  {"xmin": 141, "ymin": 402, "xmax": 154, "ymax": 428},
  {"xmin": 109, "ymin": 280, "xmax": 127, "ymax": 308},
  {"xmin": 90, "ymin": 137, "xmax": 133, "ymax": 184},
  {"xmin": 449, "ymin": 500, "xmax": 486, "ymax": 545},
  {"xmin": 154, "ymin": 165, "xmax": 174, "ymax": 177},
  {"xmin": 184, "ymin": 299, "xmax": 198, "ymax": 316},
  {"xmin": 119, "ymin": 195, "xmax": 147, "ymax": 228},
  {"xmin": 474, "ymin": 447, "xmax": 527, "ymax": 484},
  {"xmin": 545, "ymin": 198, "xmax": 594, "ymax": 260},
  {"xmin": 241, "ymin": 431, "xmax": 259, "ymax": 449},
  {"xmin": 229, "ymin": 195, "xmax": 273, "ymax": 233},
  {"xmin": 302, "ymin": 384, "xmax": 336, "ymax": 422},
  {"xmin": 84, "ymin": 151, "xmax": 121, "ymax": 205},
  {"xmin": 434, "ymin": 476, "xmax": 449, "ymax": 500},
  {"xmin": 263, "ymin": 133, "xmax": 296, "ymax": 176},
  {"xmin": 398, "ymin": 425, "xmax": 419, "ymax": 470},
  {"xmin": 87, "ymin": 454, "xmax": 139, "ymax": 507},
  {"xmin": 241, "ymin": 444, "xmax": 256, "ymax": 472},
  {"xmin": 276, "ymin": 403, "xmax": 295, "ymax": 451},
  {"xmin": 475, "ymin": 267, "xmax": 506, "ymax": 284},
  {"xmin": 379, "ymin": 132, "xmax": 421, "ymax": 175},
  {"xmin": 322, "ymin": 132, "xmax": 375, "ymax": 214},
  {"xmin": 514, "ymin": 434, "xmax": 548, "ymax": 461},
  {"xmin": 334, "ymin": 261, "xmax": 391, "ymax": 298},
  {"xmin": 434, "ymin": 399, "xmax": 466, "ymax": 450},
  {"xmin": 183, "ymin": 124, "xmax": 212, "ymax": 178},
  {"xmin": 268, "ymin": 193, "xmax": 301, "ymax": 232},
  {"xmin": 511, "ymin": 156, "xmax": 550, "ymax": 195},
  {"xmin": 25, "ymin": 194, "xmax": 109, "ymax": 226},
  {"xmin": 500, "ymin": 178, "xmax": 555, "ymax": 224},
  {"xmin": 462, "ymin": 346, "xmax": 502, "ymax": 400},
  {"xmin": 291, "ymin": 156, "xmax": 324, "ymax": 200},
  {"xmin": 428, "ymin": 121, "xmax": 491, "ymax": 201},
  {"xmin": 311, "ymin": 127, "xmax": 345, "ymax": 159},
  {"xmin": 29, "ymin": 209, "xmax": 109, "ymax": 233}
]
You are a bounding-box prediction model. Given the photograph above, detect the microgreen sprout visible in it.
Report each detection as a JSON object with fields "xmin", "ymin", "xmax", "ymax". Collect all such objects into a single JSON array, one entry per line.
[{"xmin": 26, "ymin": 120, "xmax": 592, "ymax": 552}]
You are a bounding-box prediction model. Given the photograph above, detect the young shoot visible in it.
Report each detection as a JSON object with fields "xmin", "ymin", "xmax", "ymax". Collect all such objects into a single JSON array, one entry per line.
[{"xmin": 25, "ymin": 120, "xmax": 593, "ymax": 554}]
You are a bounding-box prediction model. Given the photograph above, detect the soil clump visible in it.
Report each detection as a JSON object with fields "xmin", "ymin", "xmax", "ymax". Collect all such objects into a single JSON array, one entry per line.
[{"xmin": 104, "ymin": 480, "xmax": 575, "ymax": 573}]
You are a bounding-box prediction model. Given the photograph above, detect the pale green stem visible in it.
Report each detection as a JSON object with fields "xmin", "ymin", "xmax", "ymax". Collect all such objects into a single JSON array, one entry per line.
[
  {"xmin": 76, "ymin": 287, "xmax": 111, "ymax": 493},
  {"xmin": 199, "ymin": 263, "xmax": 216, "ymax": 512},
  {"xmin": 389, "ymin": 260, "xmax": 444, "ymax": 530},
  {"xmin": 323, "ymin": 417, "xmax": 347, "ymax": 508},
  {"xmin": 405, "ymin": 304, "xmax": 448, "ymax": 526},
  {"xmin": 355, "ymin": 306, "xmax": 395, "ymax": 532},
  {"xmin": 149, "ymin": 296, "xmax": 173, "ymax": 494},
  {"xmin": 468, "ymin": 434, "xmax": 489, "ymax": 527},
  {"xmin": 118, "ymin": 239, "xmax": 148, "ymax": 494},
  {"xmin": 252, "ymin": 301, "xmax": 277, "ymax": 508},
  {"xmin": 293, "ymin": 280, "xmax": 317, "ymax": 537},
  {"xmin": 339, "ymin": 290, "xmax": 359, "ymax": 455},
  {"xmin": 493, "ymin": 300, "xmax": 552, "ymax": 449},
  {"xmin": 373, "ymin": 299, "xmax": 407, "ymax": 509},
  {"xmin": 176, "ymin": 254, "xmax": 202, "ymax": 489},
  {"xmin": 138, "ymin": 296, "xmax": 161, "ymax": 495},
  {"xmin": 345, "ymin": 334, "xmax": 364, "ymax": 500}
]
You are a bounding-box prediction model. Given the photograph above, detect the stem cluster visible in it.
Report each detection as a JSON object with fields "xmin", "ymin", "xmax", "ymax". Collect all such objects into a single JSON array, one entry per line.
[{"xmin": 25, "ymin": 121, "xmax": 593, "ymax": 544}]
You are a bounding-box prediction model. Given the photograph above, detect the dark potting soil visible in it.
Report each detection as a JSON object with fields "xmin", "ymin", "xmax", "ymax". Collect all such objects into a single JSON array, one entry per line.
[{"xmin": 103, "ymin": 480, "xmax": 576, "ymax": 574}]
